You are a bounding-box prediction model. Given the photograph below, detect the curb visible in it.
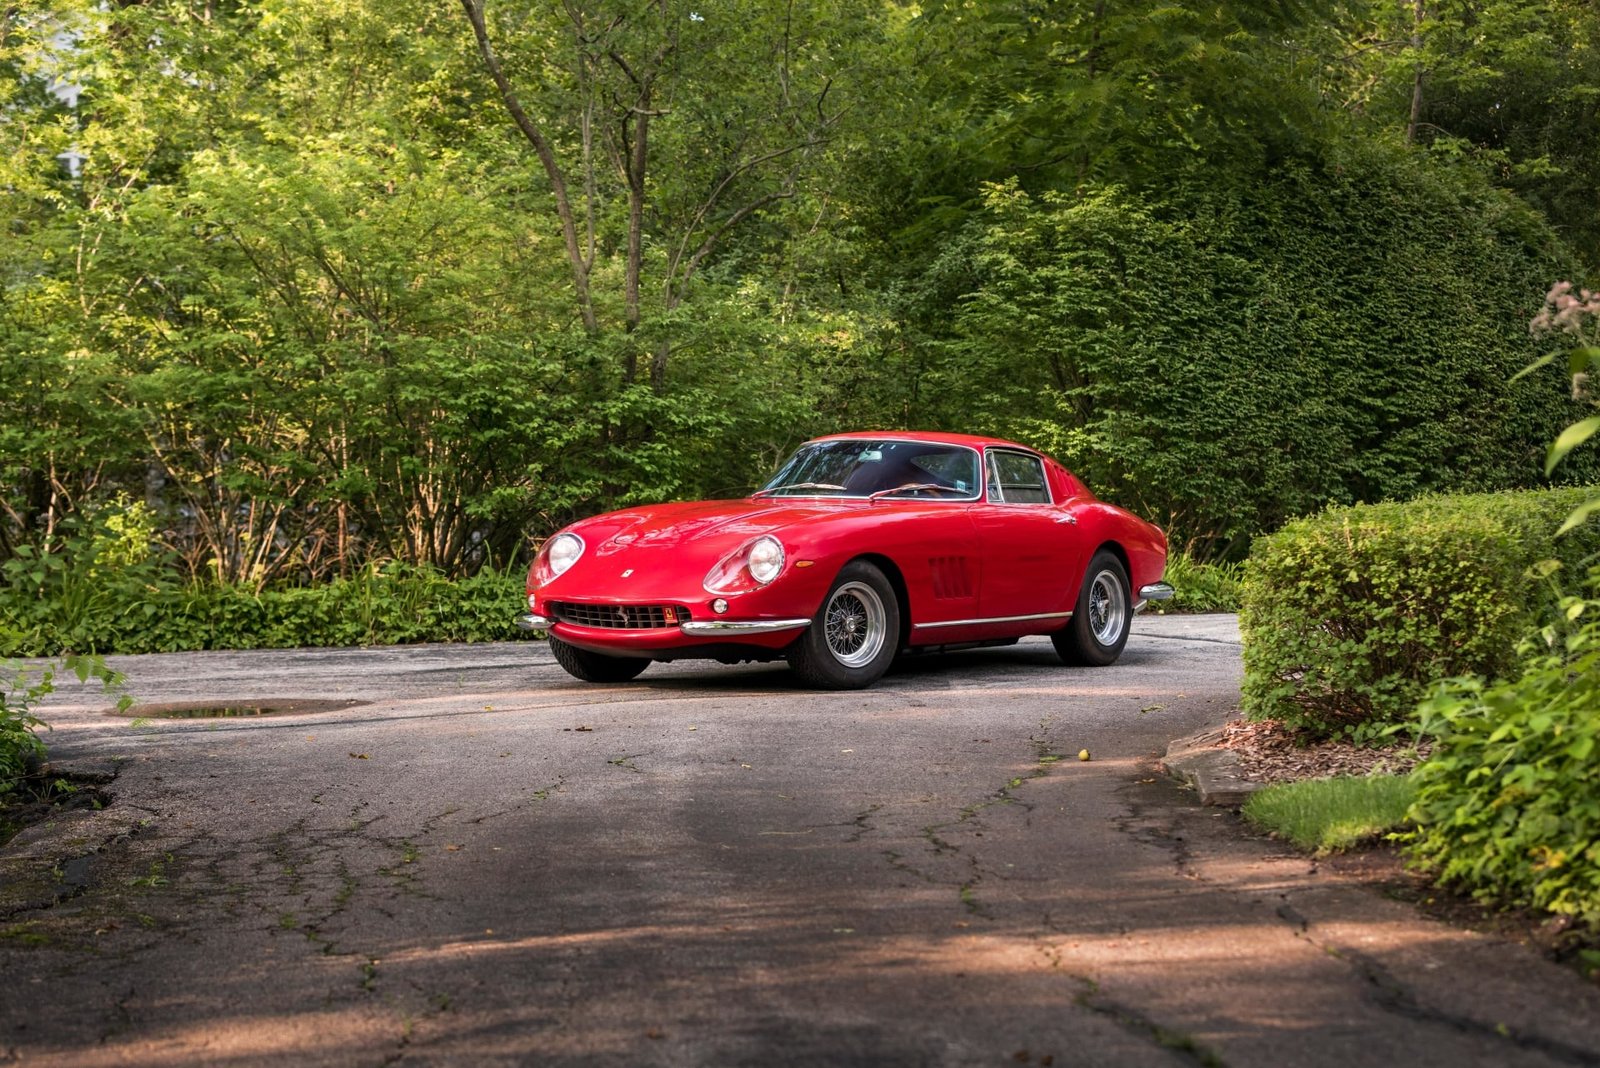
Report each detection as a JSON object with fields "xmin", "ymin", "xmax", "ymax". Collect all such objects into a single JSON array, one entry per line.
[
  {"xmin": 1159, "ymin": 727, "xmax": 1265, "ymax": 807},
  {"xmin": 0, "ymin": 758, "xmax": 144, "ymax": 916}
]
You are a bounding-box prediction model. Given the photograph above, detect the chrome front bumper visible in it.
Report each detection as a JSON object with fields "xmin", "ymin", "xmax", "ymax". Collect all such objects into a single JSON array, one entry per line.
[
  {"xmin": 515, "ymin": 612, "xmax": 810, "ymax": 638},
  {"xmin": 680, "ymin": 618, "xmax": 812, "ymax": 636}
]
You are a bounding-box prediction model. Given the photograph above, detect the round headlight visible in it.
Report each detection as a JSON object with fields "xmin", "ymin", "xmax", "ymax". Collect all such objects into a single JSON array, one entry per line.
[
  {"xmin": 546, "ymin": 533, "xmax": 584, "ymax": 577},
  {"xmin": 747, "ymin": 536, "xmax": 784, "ymax": 584}
]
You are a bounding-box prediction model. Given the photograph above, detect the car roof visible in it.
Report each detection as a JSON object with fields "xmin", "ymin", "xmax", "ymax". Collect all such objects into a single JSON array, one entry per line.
[{"xmin": 809, "ymin": 430, "xmax": 1036, "ymax": 452}]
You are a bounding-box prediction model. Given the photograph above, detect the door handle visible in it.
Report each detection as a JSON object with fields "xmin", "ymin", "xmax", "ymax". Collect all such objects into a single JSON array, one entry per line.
[{"xmin": 1054, "ymin": 513, "xmax": 1077, "ymax": 525}]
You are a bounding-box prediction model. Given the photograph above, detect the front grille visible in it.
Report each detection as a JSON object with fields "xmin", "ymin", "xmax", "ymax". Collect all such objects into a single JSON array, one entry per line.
[{"xmin": 548, "ymin": 601, "xmax": 687, "ymax": 630}]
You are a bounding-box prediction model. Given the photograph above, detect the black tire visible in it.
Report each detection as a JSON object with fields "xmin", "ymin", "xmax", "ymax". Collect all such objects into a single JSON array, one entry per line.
[
  {"xmin": 786, "ymin": 560, "xmax": 901, "ymax": 690},
  {"xmin": 1052, "ymin": 549, "xmax": 1131, "ymax": 667},
  {"xmin": 548, "ymin": 636, "xmax": 650, "ymax": 683}
]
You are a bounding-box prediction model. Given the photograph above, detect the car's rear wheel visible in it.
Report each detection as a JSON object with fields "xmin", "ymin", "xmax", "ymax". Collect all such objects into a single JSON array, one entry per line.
[
  {"xmin": 548, "ymin": 636, "xmax": 650, "ymax": 683},
  {"xmin": 1052, "ymin": 550, "xmax": 1131, "ymax": 667},
  {"xmin": 787, "ymin": 561, "xmax": 900, "ymax": 690}
]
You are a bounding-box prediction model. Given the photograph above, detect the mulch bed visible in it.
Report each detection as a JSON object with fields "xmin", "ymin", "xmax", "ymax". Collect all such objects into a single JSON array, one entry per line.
[{"xmin": 1213, "ymin": 716, "xmax": 1430, "ymax": 784}]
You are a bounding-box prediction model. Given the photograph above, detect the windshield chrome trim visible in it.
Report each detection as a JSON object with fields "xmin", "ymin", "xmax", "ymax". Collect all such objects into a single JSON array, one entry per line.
[
  {"xmin": 755, "ymin": 438, "xmax": 984, "ymax": 502},
  {"xmin": 912, "ymin": 610, "xmax": 1073, "ymax": 631}
]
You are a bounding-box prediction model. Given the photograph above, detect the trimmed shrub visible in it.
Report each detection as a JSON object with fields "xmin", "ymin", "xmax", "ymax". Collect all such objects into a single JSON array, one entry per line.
[
  {"xmin": 1407, "ymin": 588, "xmax": 1600, "ymax": 931},
  {"xmin": 0, "ymin": 564, "xmax": 530, "ymax": 657},
  {"xmin": 1240, "ymin": 487, "xmax": 1600, "ymax": 738}
]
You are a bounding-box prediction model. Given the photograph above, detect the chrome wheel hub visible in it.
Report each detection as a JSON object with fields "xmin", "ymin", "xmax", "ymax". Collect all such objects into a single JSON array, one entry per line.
[
  {"xmin": 1087, "ymin": 569, "xmax": 1127, "ymax": 647},
  {"xmin": 824, "ymin": 581, "xmax": 887, "ymax": 668}
]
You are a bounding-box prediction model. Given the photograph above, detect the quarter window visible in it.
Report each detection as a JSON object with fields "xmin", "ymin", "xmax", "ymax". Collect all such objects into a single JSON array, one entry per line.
[{"xmin": 985, "ymin": 450, "xmax": 1051, "ymax": 504}]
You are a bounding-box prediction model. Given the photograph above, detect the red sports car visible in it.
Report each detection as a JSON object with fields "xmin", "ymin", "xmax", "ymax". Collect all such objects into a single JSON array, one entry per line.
[{"xmin": 518, "ymin": 432, "xmax": 1171, "ymax": 689}]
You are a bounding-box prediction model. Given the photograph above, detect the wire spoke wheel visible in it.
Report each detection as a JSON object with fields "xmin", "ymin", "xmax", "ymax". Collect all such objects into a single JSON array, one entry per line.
[
  {"xmin": 788, "ymin": 561, "xmax": 899, "ymax": 689},
  {"xmin": 823, "ymin": 581, "xmax": 887, "ymax": 668},
  {"xmin": 1086, "ymin": 568, "xmax": 1127, "ymax": 647},
  {"xmin": 1052, "ymin": 550, "xmax": 1132, "ymax": 667}
]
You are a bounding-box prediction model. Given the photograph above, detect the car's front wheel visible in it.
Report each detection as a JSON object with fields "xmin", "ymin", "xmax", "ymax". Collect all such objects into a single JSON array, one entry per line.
[
  {"xmin": 787, "ymin": 560, "xmax": 900, "ymax": 690},
  {"xmin": 548, "ymin": 636, "xmax": 650, "ymax": 683},
  {"xmin": 1052, "ymin": 549, "xmax": 1131, "ymax": 666}
]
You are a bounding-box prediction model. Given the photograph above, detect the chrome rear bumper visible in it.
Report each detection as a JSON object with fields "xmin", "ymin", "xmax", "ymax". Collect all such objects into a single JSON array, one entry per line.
[{"xmin": 1135, "ymin": 582, "xmax": 1175, "ymax": 612}]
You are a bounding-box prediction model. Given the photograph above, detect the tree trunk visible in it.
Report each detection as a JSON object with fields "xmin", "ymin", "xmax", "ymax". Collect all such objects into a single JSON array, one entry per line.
[
  {"xmin": 1406, "ymin": 0, "xmax": 1425, "ymax": 144},
  {"xmin": 461, "ymin": 0, "xmax": 599, "ymax": 334}
]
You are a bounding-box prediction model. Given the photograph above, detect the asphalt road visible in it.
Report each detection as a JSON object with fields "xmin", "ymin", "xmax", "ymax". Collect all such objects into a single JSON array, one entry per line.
[{"xmin": 4, "ymin": 616, "xmax": 1598, "ymax": 1067}]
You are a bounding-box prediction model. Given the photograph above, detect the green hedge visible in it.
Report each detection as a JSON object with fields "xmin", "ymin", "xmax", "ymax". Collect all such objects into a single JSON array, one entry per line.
[
  {"xmin": 1240, "ymin": 487, "xmax": 1600, "ymax": 738},
  {"xmin": 0, "ymin": 565, "xmax": 529, "ymax": 657}
]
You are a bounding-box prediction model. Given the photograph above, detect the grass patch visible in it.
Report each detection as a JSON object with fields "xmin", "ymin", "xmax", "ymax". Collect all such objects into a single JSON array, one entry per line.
[{"xmin": 1242, "ymin": 773, "xmax": 1417, "ymax": 854}]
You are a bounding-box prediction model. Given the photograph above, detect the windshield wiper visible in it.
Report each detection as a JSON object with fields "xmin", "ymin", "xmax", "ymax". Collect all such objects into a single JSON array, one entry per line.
[
  {"xmin": 751, "ymin": 481, "xmax": 847, "ymax": 499},
  {"xmin": 866, "ymin": 482, "xmax": 968, "ymax": 500}
]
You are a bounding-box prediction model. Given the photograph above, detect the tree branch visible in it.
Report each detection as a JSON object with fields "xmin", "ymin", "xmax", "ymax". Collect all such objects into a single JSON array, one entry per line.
[{"xmin": 460, "ymin": 0, "xmax": 597, "ymax": 333}]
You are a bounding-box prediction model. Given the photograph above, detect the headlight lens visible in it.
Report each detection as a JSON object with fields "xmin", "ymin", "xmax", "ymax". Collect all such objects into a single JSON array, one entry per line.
[
  {"xmin": 703, "ymin": 535, "xmax": 789, "ymax": 594},
  {"xmin": 747, "ymin": 536, "xmax": 784, "ymax": 584},
  {"xmin": 545, "ymin": 533, "xmax": 584, "ymax": 577}
]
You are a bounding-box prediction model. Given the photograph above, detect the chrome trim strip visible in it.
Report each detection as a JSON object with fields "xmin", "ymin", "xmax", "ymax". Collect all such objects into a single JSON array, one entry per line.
[
  {"xmin": 680, "ymin": 618, "xmax": 813, "ymax": 636},
  {"xmin": 1138, "ymin": 583, "xmax": 1175, "ymax": 601},
  {"xmin": 515, "ymin": 613, "xmax": 552, "ymax": 632},
  {"xmin": 912, "ymin": 610, "xmax": 1073, "ymax": 631}
]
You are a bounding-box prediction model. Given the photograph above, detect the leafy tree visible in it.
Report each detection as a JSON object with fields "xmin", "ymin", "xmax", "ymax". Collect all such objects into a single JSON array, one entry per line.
[{"xmin": 1327, "ymin": 0, "xmax": 1600, "ymax": 268}]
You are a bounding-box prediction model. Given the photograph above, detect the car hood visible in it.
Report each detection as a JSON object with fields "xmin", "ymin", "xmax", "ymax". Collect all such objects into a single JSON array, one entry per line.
[{"xmin": 575, "ymin": 498, "xmax": 852, "ymax": 563}]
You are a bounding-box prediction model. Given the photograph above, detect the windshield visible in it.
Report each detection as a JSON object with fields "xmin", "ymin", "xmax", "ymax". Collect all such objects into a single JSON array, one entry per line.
[{"xmin": 756, "ymin": 439, "xmax": 981, "ymax": 500}]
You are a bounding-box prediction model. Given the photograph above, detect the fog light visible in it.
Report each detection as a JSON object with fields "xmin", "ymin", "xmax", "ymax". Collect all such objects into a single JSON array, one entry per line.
[{"xmin": 712, "ymin": 598, "xmax": 729, "ymax": 614}]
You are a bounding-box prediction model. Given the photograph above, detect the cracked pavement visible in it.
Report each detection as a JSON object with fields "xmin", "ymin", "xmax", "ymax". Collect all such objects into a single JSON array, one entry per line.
[{"xmin": 3, "ymin": 615, "xmax": 1598, "ymax": 1066}]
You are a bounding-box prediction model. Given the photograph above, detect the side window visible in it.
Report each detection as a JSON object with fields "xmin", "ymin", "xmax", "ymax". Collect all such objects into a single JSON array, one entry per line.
[{"xmin": 985, "ymin": 451, "xmax": 1051, "ymax": 505}]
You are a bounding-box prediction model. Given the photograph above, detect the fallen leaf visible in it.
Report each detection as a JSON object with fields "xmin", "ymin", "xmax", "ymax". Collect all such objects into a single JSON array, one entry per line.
[
  {"xmin": 349, "ymin": 752, "xmax": 369, "ymax": 760},
  {"xmin": 645, "ymin": 1029, "xmax": 666, "ymax": 1041},
  {"xmin": 445, "ymin": 844, "xmax": 463, "ymax": 852}
]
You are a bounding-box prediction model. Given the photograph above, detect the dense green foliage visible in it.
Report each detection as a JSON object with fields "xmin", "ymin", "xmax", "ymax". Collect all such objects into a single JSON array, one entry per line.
[
  {"xmin": 1151, "ymin": 554, "xmax": 1243, "ymax": 615},
  {"xmin": 1240, "ymin": 488, "xmax": 1600, "ymax": 738},
  {"xmin": 877, "ymin": 166, "xmax": 1587, "ymax": 558},
  {"xmin": 1, "ymin": 655, "xmax": 123, "ymax": 797},
  {"xmin": 1243, "ymin": 773, "xmax": 1418, "ymax": 854},
  {"xmin": 1408, "ymin": 586, "xmax": 1600, "ymax": 931}
]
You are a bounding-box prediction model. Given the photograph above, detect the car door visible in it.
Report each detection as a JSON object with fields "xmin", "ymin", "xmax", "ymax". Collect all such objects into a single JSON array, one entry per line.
[{"xmin": 972, "ymin": 448, "xmax": 1083, "ymax": 622}]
